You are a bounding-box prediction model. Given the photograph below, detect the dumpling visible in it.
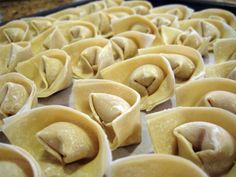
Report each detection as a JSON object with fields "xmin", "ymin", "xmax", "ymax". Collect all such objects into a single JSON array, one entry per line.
[
  {"xmin": 2, "ymin": 105, "xmax": 111, "ymax": 177},
  {"xmin": 139, "ymin": 45, "xmax": 205, "ymax": 86},
  {"xmin": 104, "ymin": 6, "xmax": 135, "ymax": 22},
  {"xmin": 0, "ymin": 73, "xmax": 37, "ymax": 126},
  {"xmin": 77, "ymin": 1, "xmax": 106, "ymax": 17},
  {"xmin": 147, "ymin": 107, "xmax": 236, "ymax": 176},
  {"xmin": 0, "ymin": 42, "xmax": 33, "ymax": 75},
  {"xmin": 206, "ymin": 60, "xmax": 236, "ymax": 80},
  {"xmin": 214, "ymin": 38, "xmax": 236, "ymax": 63},
  {"xmin": 15, "ymin": 49, "xmax": 72, "ymax": 98},
  {"xmin": 150, "ymin": 4, "xmax": 194, "ymax": 20},
  {"xmin": 191, "ymin": 8, "xmax": 236, "ymax": 30},
  {"xmin": 0, "ymin": 20, "xmax": 30, "ymax": 44},
  {"xmin": 100, "ymin": 54, "xmax": 175, "ymax": 111},
  {"xmin": 111, "ymin": 15, "xmax": 163, "ymax": 45},
  {"xmin": 112, "ymin": 154, "xmax": 208, "ymax": 177},
  {"xmin": 0, "ymin": 143, "xmax": 43, "ymax": 177},
  {"xmin": 122, "ymin": 1, "xmax": 153, "ymax": 15},
  {"xmin": 48, "ymin": 8, "xmax": 81, "ymax": 20},
  {"xmin": 111, "ymin": 31, "xmax": 155, "ymax": 61},
  {"xmin": 161, "ymin": 26, "xmax": 209, "ymax": 56},
  {"xmin": 176, "ymin": 78, "xmax": 236, "ymax": 114},
  {"xmin": 63, "ymin": 37, "xmax": 113, "ymax": 79},
  {"xmin": 104, "ymin": 0, "xmax": 123, "ymax": 7},
  {"xmin": 69, "ymin": 79, "xmax": 141, "ymax": 150}
]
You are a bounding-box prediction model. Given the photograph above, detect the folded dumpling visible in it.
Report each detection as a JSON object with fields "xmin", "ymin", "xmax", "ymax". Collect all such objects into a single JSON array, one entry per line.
[
  {"xmin": 104, "ymin": 6, "xmax": 135, "ymax": 22},
  {"xmin": 2, "ymin": 105, "xmax": 111, "ymax": 177},
  {"xmin": 77, "ymin": 1, "xmax": 106, "ymax": 17},
  {"xmin": 150, "ymin": 4, "xmax": 194, "ymax": 20},
  {"xmin": 206, "ymin": 60, "xmax": 236, "ymax": 81},
  {"xmin": 63, "ymin": 38, "xmax": 113, "ymax": 78},
  {"xmin": 139, "ymin": 45, "xmax": 205, "ymax": 86},
  {"xmin": 112, "ymin": 15, "xmax": 163, "ymax": 45},
  {"xmin": 147, "ymin": 107, "xmax": 236, "ymax": 177},
  {"xmin": 122, "ymin": 1, "xmax": 153, "ymax": 15},
  {"xmin": 0, "ymin": 42, "xmax": 33, "ymax": 75},
  {"xmin": 69, "ymin": 79, "xmax": 141, "ymax": 150},
  {"xmin": 15, "ymin": 49, "xmax": 72, "ymax": 98},
  {"xmin": 0, "ymin": 20, "xmax": 30, "ymax": 44},
  {"xmin": 104, "ymin": 0, "xmax": 123, "ymax": 7},
  {"xmin": 111, "ymin": 31, "xmax": 155, "ymax": 61},
  {"xmin": 161, "ymin": 26, "xmax": 209, "ymax": 56},
  {"xmin": 112, "ymin": 154, "xmax": 208, "ymax": 177},
  {"xmin": 214, "ymin": 38, "xmax": 236, "ymax": 63},
  {"xmin": 191, "ymin": 8, "xmax": 236, "ymax": 30},
  {"xmin": 100, "ymin": 54, "xmax": 175, "ymax": 111},
  {"xmin": 0, "ymin": 143, "xmax": 43, "ymax": 177},
  {"xmin": 176, "ymin": 78, "xmax": 236, "ymax": 114},
  {"xmin": 48, "ymin": 8, "xmax": 81, "ymax": 20},
  {"xmin": 0, "ymin": 73, "xmax": 37, "ymax": 126}
]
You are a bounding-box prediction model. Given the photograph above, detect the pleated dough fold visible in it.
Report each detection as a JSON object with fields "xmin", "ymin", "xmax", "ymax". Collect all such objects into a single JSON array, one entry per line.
[
  {"xmin": 191, "ymin": 8, "xmax": 236, "ymax": 30},
  {"xmin": 0, "ymin": 42, "xmax": 33, "ymax": 75},
  {"xmin": 0, "ymin": 143, "xmax": 43, "ymax": 177},
  {"xmin": 150, "ymin": 4, "xmax": 194, "ymax": 20},
  {"xmin": 176, "ymin": 78, "xmax": 236, "ymax": 114},
  {"xmin": 100, "ymin": 54, "xmax": 175, "ymax": 111},
  {"xmin": 69, "ymin": 79, "xmax": 141, "ymax": 150},
  {"xmin": 122, "ymin": 1, "xmax": 153, "ymax": 15},
  {"xmin": 147, "ymin": 107, "xmax": 236, "ymax": 177},
  {"xmin": 2, "ymin": 105, "xmax": 111, "ymax": 177},
  {"xmin": 139, "ymin": 45, "xmax": 205, "ymax": 86},
  {"xmin": 48, "ymin": 8, "xmax": 81, "ymax": 21},
  {"xmin": 0, "ymin": 72, "xmax": 37, "ymax": 126},
  {"xmin": 111, "ymin": 15, "xmax": 163, "ymax": 45},
  {"xmin": 111, "ymin": 31, "xmax": 155, "ymax": 61},
  {"xmin": 15, "ymin": 49, "xmax": 72, "ymax": 98},
  {"xmin": 112, "ymin": 154, "xmax": 208, "ymax": 177},
  {"xmin": 104, "ymin": 6, "xmax": 135, "ymax": 22},
  {"xmin": 214, "ymin": 38, "xmax": 236, "ymax": 63},
  {"xmin": 104, "ymin": 0, "xmax": 123, "ymax": 8},
  {"xmin": 63, "ymin": 37, "xmax": 113, "ymax": 79},
  {"xmin": 0, "ymin": 20, "xmax": 30, "ymax": 44}
]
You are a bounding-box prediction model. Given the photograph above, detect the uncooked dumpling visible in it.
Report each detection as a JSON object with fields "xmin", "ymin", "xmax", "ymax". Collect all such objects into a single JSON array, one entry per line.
[
  {"xmin": 104, "ymin": 0, "xmax": 123, "ymax": 7},
  {"xmin": 122, "ymin": 1, "xmax": 153, "ymax": 15},
  {"xmin": 48, "ymin": 8, "xmax": 80, "ymax": 20},
  {"xmin": 105, "ymin": 6, "xmax": 135, "ymax": 22}
]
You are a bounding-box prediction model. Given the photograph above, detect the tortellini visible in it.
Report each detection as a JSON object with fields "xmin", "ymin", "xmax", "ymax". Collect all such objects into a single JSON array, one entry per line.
[
  {"xmin": 122, "ymin": 1, "xmax": 153, "ymax": 15},
  {"xmin": 15, "ymin": 49, "xmax": 72, "ymax": 98},
  {"xmin": 2, "ymin": 106, "xmax": 111, "ymax": 177},
  {"xmin": 100, "ymin": 54, "xmax": 175, "ymax": 111},
  {"xmin": 191, "ymin": 8, "xmax": 236, "ymax": 30},
  {"xmin": 104, "ymin": 6, "xmax": 135, "ymax": 22},
  {"xmin": 147, "ymin": 107, "xmax": 236, "ymax": 177},
  {"xmin": 0, "ymin": 20, "xmax": 30, "ymax": 44},
  {"xmin": 0, "ymin": 143, "xmax": 43, "ymax": 177},
  {"xmin": 139, "ymin": 45, "xmax": 205, "ymax": 86},
  {"xmin": 0, "ymin": 42, "xmax": 33, "ymax": 75},
  {"xmin": 69, "ymin": 79, "xmax": 141, "ymax": 150},
  {"xmin": 176, "ymin": 78, "xmax": 236, "ymax": 114},
  {"xmin": 63, "ymin": 37, "xmax": 113, "ymax": 79},
  {"xmin": 214, "ymin": 38, "xmax": 236, "ymax": 63},
  {"xmin": 112, "ymin": 154, "xmax": 208, "ymax": 177},
  {"xmin": 104, "ymin": 0, "xmax": 123, "ymax": 8},
  {"xmin": 150, "ymin": 4, "xmax": 194, "ymax": 20},
  {"xmin": 48, "ymin": 8, "xmax": 81, "ymax": 20},
  {"xmin": 111, "ymin": 31, "xmax": 155, "ymax": 61},
  {"xmin": 0, "ymin": 72, "xmax": 37, "ymax": 125}
]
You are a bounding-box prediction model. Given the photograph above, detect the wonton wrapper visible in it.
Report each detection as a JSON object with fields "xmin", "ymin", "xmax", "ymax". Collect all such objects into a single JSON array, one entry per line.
[
  {"xmin": 0, "ymin": 72, "xmax": 37, "ymax": 126},
  {"xmin": 112, "ymin": 154, "xmax": 208, "ymax": 177},
  {"xmin": 104, "ymin": 0, "xmax": 123, "ymax": 8},
  {"xmin": 0, "ymin": 42, "xmax": 33, "ymax": 75},
  {"xmin": 161, "ymin": 26, "xmax": 209, "ymax": 55},
  {"xmin": 176, "ymin": 78, "xmax": 236, "ymax": 114},
  {"xmin": 122, "ymin": 1, "xmax": 153, "ymax": 15},
  {"xmin": 0, "ymin": 143, "xmax": 43, "ymax": 177},
  {"xmin": 206, "ymin": 60, "xmax": 236, "ymax": 81},
  {"xmin": 104, "ymin": 6, "xmax": 135, "ymax": 22},
  {"xmin": 111, "ymin": 31, "xmax": 155, "ymax": 61},
  {"xmin": 2, "ymin": 105, "xmax": 111, "ymax": 177},
  {"xmin": 139, "ymin": 45, "xmax": 205, "ymax": 86},
  {"xmin": 150, "ymin": 4, "xmax": 194, "ymax": 20},
  {"xmin": 191, "ymin": 8, "xmax": 236, "ymax": 30},
  {"xmin": 22, "ymin": 17, "xmax": 55, "ymax": 39},
  {"xmin": 69, "ymin": 79, "xmax": 141, "ymax": 150},
  {"xmin": 48, "ymin": 8, "xmax": 81, "ymax": 21},
  {"xmin": 76, "ymin": 1, "xmax": 106, "ymax": 18},
  {"xmin": 214, "ymin": 38, "xmax": 236, "ymax": 63},
  {"xmin": 63, "ymin": 37, "xmax": 113, "ymax": 79},
  {"xmin": 0, "ymin": 20, "xmax": 30, "ymax": 44},
  {"xmin": 100, "ymin": 54, "xmax": 175, "ymax": 111},
  {"xmin": 111, "ymin": 15, "xmax": 163, "ymax": 45},
  {"xmin": 147, "ymin": 107, "xmax": 236, "ymax": 177},
  {"xmin": 15, "ymin": 49, "xmax": 72, "ymax": 98}
]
